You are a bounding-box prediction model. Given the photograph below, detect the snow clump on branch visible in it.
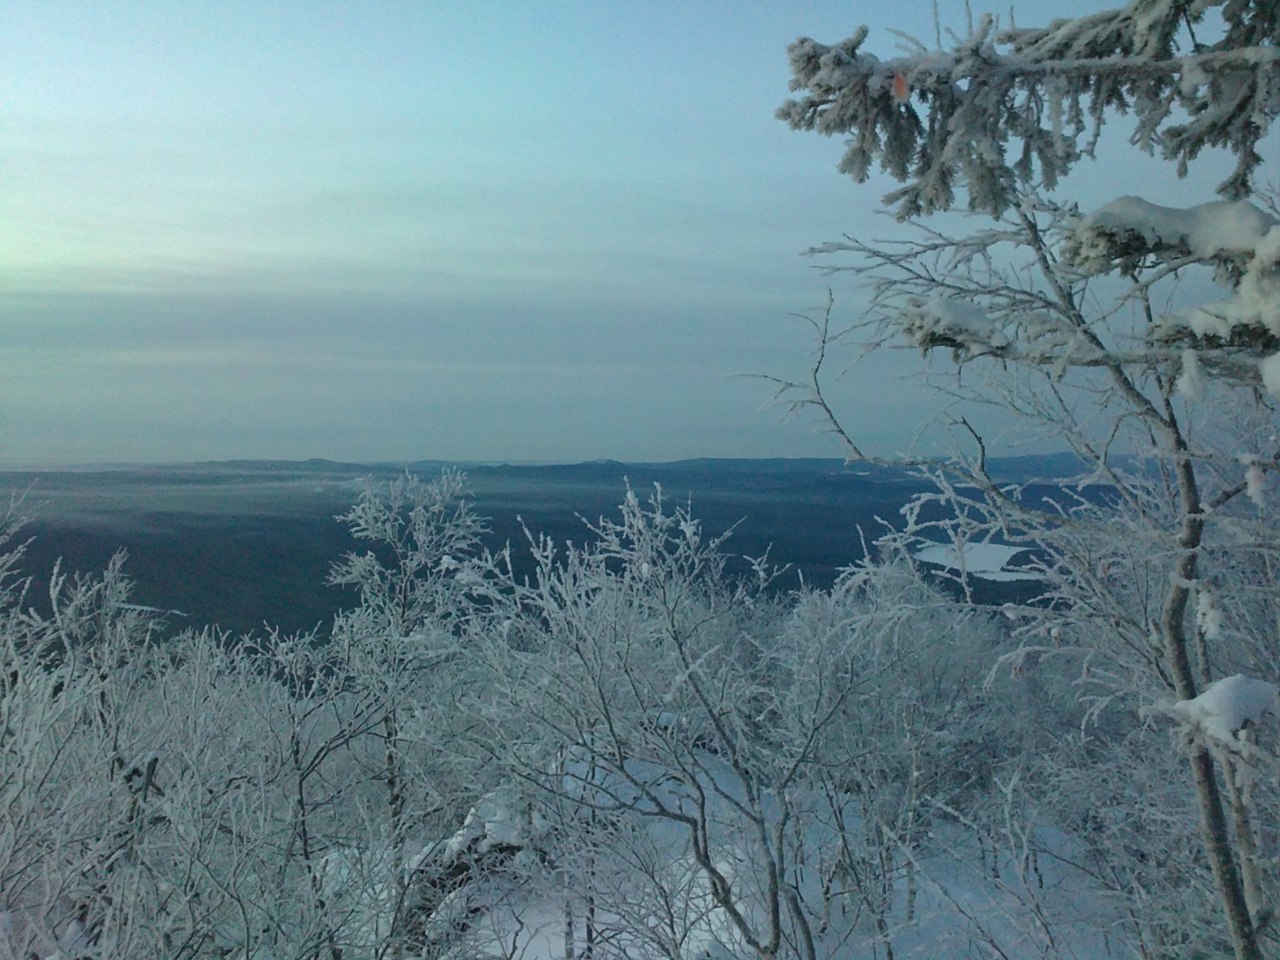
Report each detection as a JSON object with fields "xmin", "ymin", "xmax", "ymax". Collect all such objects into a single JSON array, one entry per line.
[
  {"xmin": 1064, "ymin": 196, "xmax": 1280, "ymax": 379},
  {"xmin": 1170, "ymin": 675, "xmax": 1279, "ymax": 752}
]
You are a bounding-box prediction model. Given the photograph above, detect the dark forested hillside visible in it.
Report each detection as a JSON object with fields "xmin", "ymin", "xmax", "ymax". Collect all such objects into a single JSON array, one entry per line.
[{"xmin": 2, "ymin": 458, "xmax": 965, "ymax": 635}]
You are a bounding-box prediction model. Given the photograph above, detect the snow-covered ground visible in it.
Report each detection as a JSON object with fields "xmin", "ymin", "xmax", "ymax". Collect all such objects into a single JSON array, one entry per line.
[{"xmin": 399, "ymin": 765, "xmax": 1125, "ymax": 960}]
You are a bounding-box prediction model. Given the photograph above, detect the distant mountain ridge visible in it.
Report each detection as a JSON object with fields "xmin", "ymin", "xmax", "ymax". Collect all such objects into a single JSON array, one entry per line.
[{"xmin": 8, "ymin": 452, "xmax": 1089, "ymax": 483}]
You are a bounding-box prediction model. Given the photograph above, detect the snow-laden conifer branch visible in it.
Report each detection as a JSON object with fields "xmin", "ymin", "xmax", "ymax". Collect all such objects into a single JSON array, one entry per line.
[{"xmin": 779, "ymin": 0, "xmax": 1278, "ymax": 217}]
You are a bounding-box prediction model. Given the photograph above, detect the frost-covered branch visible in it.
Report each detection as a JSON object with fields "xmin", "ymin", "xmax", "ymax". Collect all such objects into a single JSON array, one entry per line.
[{"xmin": 779, "ymin": 0, "xmax": 1279, "ymax": 216}]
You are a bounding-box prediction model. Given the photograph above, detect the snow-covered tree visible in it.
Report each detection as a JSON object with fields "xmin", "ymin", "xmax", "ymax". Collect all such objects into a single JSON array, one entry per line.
[
  {"xmin": 328, "ymin": 470, "xmax": 503, "ymax": 958},
  {"xmin": 776, "ymin": 3, "xmax": 1279, "ymax": 958},
  {"xmin": 0, "ymin": 482, "xmax": 497, "ymax": 960},
  {"xmin": 446, "ymin": 487, "xmax": 1056, "ymax": 960}
]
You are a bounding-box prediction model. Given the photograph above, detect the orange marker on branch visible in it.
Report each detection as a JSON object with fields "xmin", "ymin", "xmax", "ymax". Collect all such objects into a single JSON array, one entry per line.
[{"xmin": 892, "ymin": 70, "xmax": 909, "ymax": 104}]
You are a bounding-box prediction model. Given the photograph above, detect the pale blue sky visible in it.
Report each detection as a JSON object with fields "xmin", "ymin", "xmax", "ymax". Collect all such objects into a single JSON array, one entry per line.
[{"xmin": 1, "ymin": 0, "xmax": 1230, "ymax": 465}]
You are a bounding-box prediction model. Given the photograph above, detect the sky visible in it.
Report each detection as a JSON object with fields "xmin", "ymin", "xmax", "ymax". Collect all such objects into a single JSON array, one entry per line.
[{"xmin": 0, "ymin": 0, "xmax": 1245, "ymax": 466}]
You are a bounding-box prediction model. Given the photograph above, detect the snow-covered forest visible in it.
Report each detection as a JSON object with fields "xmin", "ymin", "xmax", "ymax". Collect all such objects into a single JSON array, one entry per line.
[{"xmin": 4, "ymin": 0, "xmax": 1280, "ymax": 957}]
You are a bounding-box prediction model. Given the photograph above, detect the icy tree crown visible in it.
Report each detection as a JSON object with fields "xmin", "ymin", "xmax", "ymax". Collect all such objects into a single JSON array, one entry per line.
[{"xmin": 777, "ymin": 0, "xmax": 1279, "ymax": 218}]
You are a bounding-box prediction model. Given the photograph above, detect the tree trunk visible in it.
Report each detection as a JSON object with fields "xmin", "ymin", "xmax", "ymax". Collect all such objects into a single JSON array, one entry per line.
[
  {"xmin": 563, "ymin": 899, "xmax": 575, "ymax": 960},
  {"xmin": 1188, "ymin": 748, "xmax": 1263, "ymax": 960},
  {"xmin": 384, "ymin": 709, "xmax": 406, "ymax": 960},
  {"xmin": 1165, "ymin": 450, "xmax": 1263, "ymax": 960}
]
